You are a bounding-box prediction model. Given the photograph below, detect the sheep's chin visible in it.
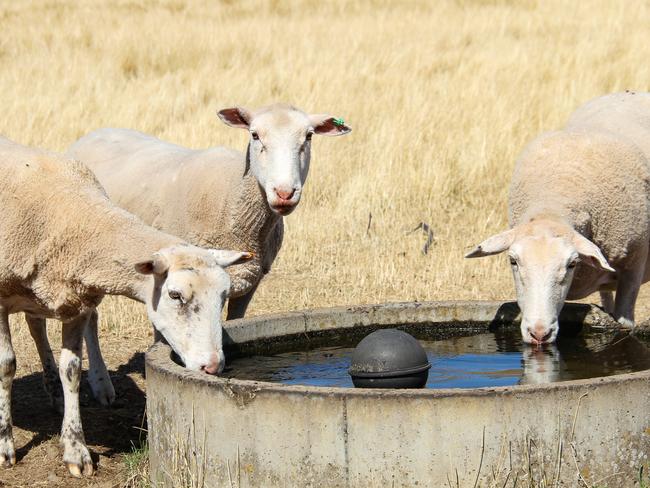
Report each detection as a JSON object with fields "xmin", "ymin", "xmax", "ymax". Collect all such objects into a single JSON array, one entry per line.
[{"xmin": 270, "ymin": 203, "xmax": 297, "ymax": 216}]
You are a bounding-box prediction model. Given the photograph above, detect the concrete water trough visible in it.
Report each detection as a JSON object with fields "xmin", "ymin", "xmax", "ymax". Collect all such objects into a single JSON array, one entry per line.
[{"xmin": 145, "ymin": 301, "xmax": 650, "ymax": 487}]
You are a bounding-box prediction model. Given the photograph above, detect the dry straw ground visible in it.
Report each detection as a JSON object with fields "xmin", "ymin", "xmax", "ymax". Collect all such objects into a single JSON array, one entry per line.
[{"xmin": 2, "ymin": 0, "xmax": 650, "ymax": 486}]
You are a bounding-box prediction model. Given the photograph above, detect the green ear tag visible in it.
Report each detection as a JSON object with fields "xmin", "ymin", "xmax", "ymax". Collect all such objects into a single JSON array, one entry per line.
[{"xmin": 333, "ymin": 117, "xmax": 345, "ymax": 126}]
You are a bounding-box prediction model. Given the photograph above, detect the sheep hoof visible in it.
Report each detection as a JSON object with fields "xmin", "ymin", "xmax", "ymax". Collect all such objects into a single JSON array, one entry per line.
[
  {"xmin": 67, "ymin": 463, "xmax": 82, "ymax": 478},
  {"xmin": 83, "ymin": 460, "xmax": 95, "ymax": 476},
  {"xmin": 96, "ymin": 388, "xmax": 116, "ymax": 407},
  {"xmin": 1, "ymin": 454, "xmax": 15, "ymax": 468},
  {"xmin": 66, "ymin": 461, "xmax": 93, "ymax": 478},
  {"xmin": 64, "ymin": 444, "xmax": 94, "ymax": 477},
  {"xmin": 617, "ymin": 317, "xmax": 635, "ymax": 329},
  {"xmin": 88, "ymin": 370, "xmax": 116, "ymax": 407}
]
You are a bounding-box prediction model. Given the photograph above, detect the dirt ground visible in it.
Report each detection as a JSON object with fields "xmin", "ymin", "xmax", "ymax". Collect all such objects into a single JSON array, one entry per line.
[{"xmin": 0, "ymin": 313, "xmax": 152, "ymax": 488}]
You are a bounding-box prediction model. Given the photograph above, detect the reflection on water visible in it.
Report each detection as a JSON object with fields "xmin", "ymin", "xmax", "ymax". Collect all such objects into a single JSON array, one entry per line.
[
  {"xmin": 225, "ymin": 329, "xmax": 650, "ymax": 389},
  {"xmin": 518, "ymin": 332, "xmax": 650, "ymax": 385}
]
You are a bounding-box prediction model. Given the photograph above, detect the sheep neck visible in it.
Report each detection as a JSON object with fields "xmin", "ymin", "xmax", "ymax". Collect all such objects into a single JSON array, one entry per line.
[
  {"xmin": 76, "ymin": 209, "xmax": 182, "ymax": 304},
  {"xmin": 227, "ymin": 150, "xmax": 281, "ymax": 254}
]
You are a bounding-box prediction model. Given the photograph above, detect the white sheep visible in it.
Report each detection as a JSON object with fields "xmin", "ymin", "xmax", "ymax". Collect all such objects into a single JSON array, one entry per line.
[
  {"xmin": 63, "ymin": 103, "xmax": 350, "ymax": 405},
  {"xmin": 68, "ymin": 104, "xmax": 350, "ymax": 317},
  {"xmin": 467, "ymin": 92, "xmax": 650, "ymax": 344},
  {"xmin": 0, "ymin": 136, "xmax": 250, "ymax": 477}
]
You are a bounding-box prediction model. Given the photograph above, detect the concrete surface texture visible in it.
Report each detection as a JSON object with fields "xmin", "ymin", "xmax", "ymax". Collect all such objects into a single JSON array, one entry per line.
[{"xmin": 145, "ymin": 301, "xmax": 650, "ymax": 487}]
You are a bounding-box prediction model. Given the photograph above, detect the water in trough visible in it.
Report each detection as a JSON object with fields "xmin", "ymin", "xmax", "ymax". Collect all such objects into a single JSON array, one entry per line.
[{"xmin": 225, "ymin": 328, "xmax": 650, "ymax": 388}]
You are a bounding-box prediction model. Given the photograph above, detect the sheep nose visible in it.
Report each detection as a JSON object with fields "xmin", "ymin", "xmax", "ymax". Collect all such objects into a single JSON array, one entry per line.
[
  {"xmin": 274, "ymin": 188, "xmax": 296, "ymax": 201},
  {"xmin": 200, "ymin": 352, "xmax": 224, "ymax": 375},
  {"xmin": 529, "ymin": 322, "xmax": 553, "ymax": 343}
]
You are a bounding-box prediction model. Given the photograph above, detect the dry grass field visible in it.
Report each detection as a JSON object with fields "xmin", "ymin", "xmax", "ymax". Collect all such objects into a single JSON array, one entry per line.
[{"xmin": 2, "ymin": 0, "xmax": 650, "ymax": 486}]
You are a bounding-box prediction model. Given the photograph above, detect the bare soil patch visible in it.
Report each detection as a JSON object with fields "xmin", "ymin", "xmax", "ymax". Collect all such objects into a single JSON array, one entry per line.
[{"xmin": 0, "ymin": 316, "xmax": 151, "ymax": 488}]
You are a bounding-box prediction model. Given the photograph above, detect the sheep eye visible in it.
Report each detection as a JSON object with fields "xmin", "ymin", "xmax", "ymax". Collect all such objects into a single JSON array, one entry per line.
[
  {"xmin": 567, "ymin": 260, "xmax": 577, "ymax": 269},
  {"xmin": 509, "ymin": 257, "xmax": 517, "ymax": 267},
  {"xmin": 305, "ymin": 132, "xmax": 313, "ymax": 142},
  {"xmin": 251, "ymin": 131, "xmax": 259, "ymax": 141},
  {"xmin": 168, "ymin": 290, "xmax": 183, "ymax": 302}
]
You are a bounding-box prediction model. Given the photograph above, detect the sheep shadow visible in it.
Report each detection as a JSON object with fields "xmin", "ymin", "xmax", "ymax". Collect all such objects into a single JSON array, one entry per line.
[{"xmin": 11, "ymin": 351, "xmax": 147, "ymax": 462}]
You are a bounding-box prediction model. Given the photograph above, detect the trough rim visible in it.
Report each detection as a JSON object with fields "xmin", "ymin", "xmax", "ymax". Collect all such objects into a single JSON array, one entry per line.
[{"xmin": 145, "ymin": 299, "xmax": 650, "ymax": 399}]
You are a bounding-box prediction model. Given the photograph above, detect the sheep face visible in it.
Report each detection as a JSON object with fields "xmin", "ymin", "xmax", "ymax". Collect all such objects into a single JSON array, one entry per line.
[
  {"xmin": 507, "ymin": 234, "xmax": 579, "ymax": 345},
  {"xmin": 218, "ymin": 105, "xmax": 351, "ymax": 216},
  {"xmin": 466, "ymin": 219, "xmax": 614, "ymax": 346},
  {"xmin": 136, "ymin": 246, "xmax": 252, "ymax": 374}
]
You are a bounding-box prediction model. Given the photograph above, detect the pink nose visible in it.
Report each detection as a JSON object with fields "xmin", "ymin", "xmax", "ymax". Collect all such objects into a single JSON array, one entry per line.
[
  {"xmin": 200, "ymin": 353, "xmax": 223, "ymax": 375},
  {"xmin": 529, "ymin": 322, "xmax": 552, "ymax": 343},
  {"xmin": 274, "ymin": 188, "xmax": 296, "ymax": 201}
]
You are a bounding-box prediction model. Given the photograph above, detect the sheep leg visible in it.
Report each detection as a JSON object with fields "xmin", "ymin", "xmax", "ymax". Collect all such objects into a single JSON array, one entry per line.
[
  {"xmin": 83, "ymin": 310, "xmax": 115, "ymax": 406},
  {"xmin": 599, "ymin": 291, "xmax": 615, "ymax": 315},
  {"xmin": 0, "ymin": 307, "xmax": 16, "ymax": 467},
  {"xmin": 613, "ymin": 267, "xmax": 644, "ymax": 329},
  {"xmin": 226, "ymin": 282, "xmax": 260, "ymax": 320},
  {"xmin": 60, "ymin": 313, "xmax": 93, "ymax": 477},
  {"xmin": 25, "ymin": 314, "xmax": 64, "ymax": 413}
]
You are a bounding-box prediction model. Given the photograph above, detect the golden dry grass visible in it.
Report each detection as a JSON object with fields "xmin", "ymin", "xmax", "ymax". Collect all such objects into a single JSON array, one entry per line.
[
  {"xmin": 3, "ymin": 0, "xmax": 650, "ymax": 326},
  {"xmin": 3, "ymin": 0, "xmax": 650, "ymax": 485}
]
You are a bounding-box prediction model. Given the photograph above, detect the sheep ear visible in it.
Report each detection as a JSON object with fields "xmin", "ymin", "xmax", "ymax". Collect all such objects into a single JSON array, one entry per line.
[
  {"xmin": 217, "ymin": 107, "xmax": 252, "ymax": 129},
  {"xmin": 210, "ymin": 250, "xmax": 255, "ymax": 268},
  {"xmin": 465, "ymin": 229, "xmax": 515, "ymax": 258},
  {"xmin": 572, "ymin": 233, "xmax": 615, "ymax": 272},
  {"xmin": 135, "ymin": 253, "xmax": 170, "ymax": 275},
  {"xmin": 309, "ymin": 114, "xmax": 351, "ymax": 136}
]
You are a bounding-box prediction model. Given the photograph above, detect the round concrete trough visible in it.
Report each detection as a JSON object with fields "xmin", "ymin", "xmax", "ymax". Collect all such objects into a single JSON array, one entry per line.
[{"xmin": 145, "ymin": 301, "xmax": 650, "ymax": 487}]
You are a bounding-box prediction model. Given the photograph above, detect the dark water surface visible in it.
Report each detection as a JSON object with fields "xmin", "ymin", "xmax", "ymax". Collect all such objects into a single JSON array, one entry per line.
[{"xmin": 225, "ymin": 329, "xmax": 650, "ymax": 388}]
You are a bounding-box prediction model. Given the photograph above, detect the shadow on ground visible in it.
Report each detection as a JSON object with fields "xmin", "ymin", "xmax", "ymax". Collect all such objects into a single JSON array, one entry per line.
[{"xmin": 3, "ymin": 352, "xmax": 147, "ymax": 487}]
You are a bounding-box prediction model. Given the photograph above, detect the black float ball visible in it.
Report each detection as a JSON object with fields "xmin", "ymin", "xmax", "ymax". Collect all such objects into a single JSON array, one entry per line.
[{"xmin": 348, "ymin": 328, "xmax": 431, "ymax": 388}]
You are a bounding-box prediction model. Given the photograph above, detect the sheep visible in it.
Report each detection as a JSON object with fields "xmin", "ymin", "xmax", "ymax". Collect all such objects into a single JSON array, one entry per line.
[
  {"xmin": 0, "ymin": 136, "xmax": 250, "ymax": 477},
  {"xmin": 63, "ymin": 103, "xmax": 350, "ymax": 405},
  {"xmin": 67, "ymin": 104, "xmax": 350, "ymax": 319},
  {"xmin": 466, "ymin": 91, "xmax": 650, "ymax": 345}
]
